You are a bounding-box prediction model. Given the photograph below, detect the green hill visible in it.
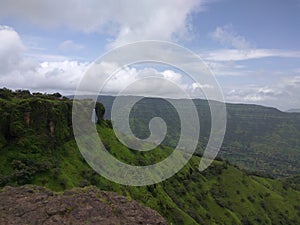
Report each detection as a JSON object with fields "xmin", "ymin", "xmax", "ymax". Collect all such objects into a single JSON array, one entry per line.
[
  {"xmin": 0, "ymin": 89, "xmax": 300, "ymax": 225},
  {"xmin": 97, "ymin": 95, "xmax": 300, "ymax": 177}
]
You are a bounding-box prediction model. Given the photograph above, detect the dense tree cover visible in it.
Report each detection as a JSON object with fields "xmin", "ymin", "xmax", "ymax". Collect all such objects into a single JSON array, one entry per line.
[
  {"xmin": 0, "ymin": 89, "xmax": 300, "ymax": 224},
  {"xmin": 98, "ymin": 96, "xmax": 300, "ymax": 177}
]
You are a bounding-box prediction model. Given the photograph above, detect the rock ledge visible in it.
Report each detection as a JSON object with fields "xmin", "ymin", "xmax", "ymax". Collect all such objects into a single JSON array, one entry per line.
[{"xmin": 0, "ymin": 185, "xmax": 167, "ymax": 225}]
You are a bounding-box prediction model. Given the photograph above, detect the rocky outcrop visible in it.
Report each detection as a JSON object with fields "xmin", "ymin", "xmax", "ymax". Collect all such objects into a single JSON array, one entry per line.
[{"xmin": 0, "ymin": 185, "xmax": 167, "ymax": 225}]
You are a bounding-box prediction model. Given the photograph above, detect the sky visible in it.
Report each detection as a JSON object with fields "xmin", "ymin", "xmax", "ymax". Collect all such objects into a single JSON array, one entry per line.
[{"xmin": 0, "ymin": 0, "xmax": 299, "ymax": 110}]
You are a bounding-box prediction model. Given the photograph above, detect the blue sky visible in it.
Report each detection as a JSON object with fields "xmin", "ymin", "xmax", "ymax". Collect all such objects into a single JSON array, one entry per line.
[{"xmin": 0, "ymin": 0, "xmax": 299, "ymax": 110}]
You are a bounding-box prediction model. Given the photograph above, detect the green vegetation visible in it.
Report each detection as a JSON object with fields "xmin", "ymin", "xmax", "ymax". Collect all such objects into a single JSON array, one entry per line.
[
  {"xmin": 98, "ymin": 95, "xmax": 300, "ymax": 177},
  {"xmin": 0, "ymin": 89, "xmax": 300, "ymax": 224}
]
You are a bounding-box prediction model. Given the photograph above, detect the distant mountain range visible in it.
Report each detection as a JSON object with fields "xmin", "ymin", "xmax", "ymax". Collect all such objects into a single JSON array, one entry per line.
[
  {"xmin": 286, "ymin": 108, "xmax": 300, "ymax": 113},
  {"xmin": 95, "ymin": 95, "xmax": 300, "ymax": 177}
]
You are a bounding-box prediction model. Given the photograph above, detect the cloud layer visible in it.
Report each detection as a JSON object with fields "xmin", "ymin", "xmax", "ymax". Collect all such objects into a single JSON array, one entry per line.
[
  {"xmin": 0, "ymin": 26, "xmax": 207, "ymax": 98},
  {"xmin": 226, "ymin": 75, "xmax": 300, "ymax": 110},
  {"xmin": 211, "ymin": 24, "xmax": 251, "ymax": 50},
  {"xmin": 0, "ymin": 0, "xmax": 203, "ymax": 48},
  {"xmin": 0, "ymin": 26, "xmax": 87, "ymax": 93},
  {"xmin": 0, "ymin": 16, "xmax": 300, "ymax": 110},
  {"xmin": 0, "ymin": 25, "xmax": 27, "ymax": 73},
  {"xmin": 203, "ymin": 49, "xmax": 300, "ymax": 62}
]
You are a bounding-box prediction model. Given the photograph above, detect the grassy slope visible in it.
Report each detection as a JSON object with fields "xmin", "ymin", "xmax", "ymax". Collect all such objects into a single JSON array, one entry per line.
[
  {"xmin": 98, "ymin": 96, "xmax": 300, "ymax": 177},
  {"xmin": 0, "ymin": 92, "xmax": 299, "ymax": 224}
]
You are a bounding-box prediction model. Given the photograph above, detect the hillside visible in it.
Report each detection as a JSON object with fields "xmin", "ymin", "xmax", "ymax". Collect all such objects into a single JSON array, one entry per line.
[
  {"xmin": 0, "ymin": 89, "xmax": 300, "ymax": 225},
  {"xmin": 97, "ymin": 95, "xmax": 300, "ymax": 177}
]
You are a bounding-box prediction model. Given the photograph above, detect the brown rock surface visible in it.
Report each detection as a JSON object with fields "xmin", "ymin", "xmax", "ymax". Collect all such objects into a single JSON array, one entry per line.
[{"xmin": 0, "ymin": 185, "xmax": 167, "ymax": 225}]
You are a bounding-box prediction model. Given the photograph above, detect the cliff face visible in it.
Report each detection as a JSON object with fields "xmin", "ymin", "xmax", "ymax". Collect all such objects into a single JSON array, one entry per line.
[
  {"xmin": 0, "ymin": 90, "xmax": 105, "ymax": 187},
  {"xmin": 0, "ymin": 95, "xmax": 71, "ymax": 147},
  {"xmin": 0, "ymin": 185, "xmax": 167, "ymax": 225},
  {"xmin": 0, "ymin": 90, "xmax": 105, "ymax": 148}
]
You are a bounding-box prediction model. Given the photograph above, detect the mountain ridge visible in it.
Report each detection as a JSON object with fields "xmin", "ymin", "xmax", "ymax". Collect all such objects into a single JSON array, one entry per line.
[
  {"xmin": 94, "ymin": 95, "xmax": 300, "ymax": 177},
  {"xmin": 286, "ymin": 108, "xmax": 300, "ymax": 113}
]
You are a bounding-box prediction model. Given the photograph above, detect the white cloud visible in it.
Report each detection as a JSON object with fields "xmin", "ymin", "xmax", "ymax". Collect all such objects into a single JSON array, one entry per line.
[
  {"xmin": 204, "ymin": 26, "xmax": 300, "ymax": 108},
  {"xmin": 0, "ymin": 60, "xmax": 88, "ymax": 93},
  {"xmin": 201, "ymin": 48, "xmax": 300, "ymax": 79},
  {"xmin": 280, "ymin": 75, "xmax": 300, "ymax": 87},
  {"xmin": 102, "ymin": 66, "xmax": 207, "ymax": 98},
  {"xmin": 227, "ymin": 86, "xmax": 282, "ymax": 102},
  {"xmin": 0, "ymin": 25, "xmax": 88, "ymax": 92},
  {"xmin": 207, "ymin": 24, "xmax": 300, "ymax": 62},
  {"xmin": 59, "ymin": 40, "xmax": 84, "ymax": 51},
  {"xmin": 211, "ymin": 24, "xmax": 251, "ymax": 50},
  {"xmin": 1, "ymin": 22, "xmax": 299, "ymax": 109},
  {"xmin": 72, "ymin": 61, "xmax": 213, "ymax": 98},
  {"xmin": 0, "ymin": 25, "xmax": 31, "ymax": 73},
  {"xmin": 108, "ymin": 0, "xmax": 202, "ymax": 48},
  {"xmin": 225, "ymin": 75, "xmax": 300, "ymax": 110},
  {"xmin": 25, "ymin": 53, "xmax": 70, "ymax": 62},
  {"xmin": 203, "ymin": 49, "xmax": 300, "ymax": 61},
  {"xmin": 0, "ymin": 26, "xmax": 205, "ymax": 97},
  {"xmin": 0, "ymin": 24, "xmax": 213, "ymax": 98},
  {"xmin": 191, "ymin": 82, "xmax": 213, "ymax": 90},
  {"xmin": 205, "ymin": 60, "xmax": 247, "ymax": 76},
  {"xmin": 0, "ymin": 0, "xmax": 204, "ymax": 48}
]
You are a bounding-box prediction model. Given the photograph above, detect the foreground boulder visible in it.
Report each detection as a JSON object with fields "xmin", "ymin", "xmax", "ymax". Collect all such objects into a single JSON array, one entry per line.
[{"xmin": 0, "ymin": 185, "xmax": 167, "ymax": 225}]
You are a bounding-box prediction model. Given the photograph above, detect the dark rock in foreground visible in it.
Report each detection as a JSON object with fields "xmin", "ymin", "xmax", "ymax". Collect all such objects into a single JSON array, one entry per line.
[{"xmin": 0, "ymin": 185, "xmax": 167, "ymax": 225}]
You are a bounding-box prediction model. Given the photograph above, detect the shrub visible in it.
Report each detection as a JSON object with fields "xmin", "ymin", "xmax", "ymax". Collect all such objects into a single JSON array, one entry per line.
[
  {"xmin": 0, "ymin": 174, "xmax": 8, "ymax": 187},
  {"xmin": 60, "ymin": 178, "xmax": 67, "ymax": 189},
  {"xmin": 247, "ymin": 195, "xmax": 255, "ymax": 203}
]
